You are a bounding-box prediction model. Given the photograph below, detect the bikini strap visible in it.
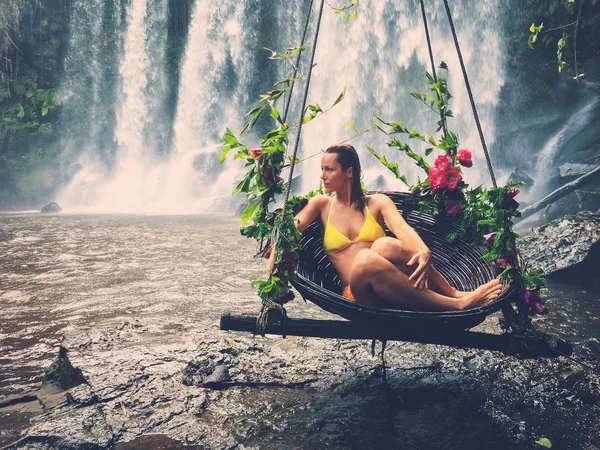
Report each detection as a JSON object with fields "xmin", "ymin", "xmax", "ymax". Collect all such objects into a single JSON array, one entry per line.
[{"xmin": 327, "ymin": 197, "xmax": 335, "ymax": 222}]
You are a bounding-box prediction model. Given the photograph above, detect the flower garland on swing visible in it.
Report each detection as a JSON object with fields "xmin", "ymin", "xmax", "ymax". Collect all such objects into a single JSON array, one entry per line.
[{"xmin": 221, "ymin": 53, "xmax": 548, "ymax": 329}]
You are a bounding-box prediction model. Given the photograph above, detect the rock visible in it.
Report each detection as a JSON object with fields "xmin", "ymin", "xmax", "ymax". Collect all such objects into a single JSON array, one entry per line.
[
  {"xmin": 42, "ymin": 346, "xmax": 87, "ymax": 390},
  {"xmin": 181, "ymin": 357, "xmax": 215, "ymax": 386},
  {"xmin": 559, "ymin": 163, "xmax": 599, "ymax": 179},
  {"xmin": 41, "ymin": 202, "xmax": 62, "ymax": 214},
  {"xmin": 533, "ymin": 189, "xmax": 600, "ymax": 226},
  {"xmin": 508, "ymin": 167, "xmax": 535, "ymax": 194},
  {"xmin": 517, "ymin": 211, "xmax": 600, "ymax": 284},
  {"xmin": 203, "ymin": 365, "xmax": 231, "ymax": 385}
]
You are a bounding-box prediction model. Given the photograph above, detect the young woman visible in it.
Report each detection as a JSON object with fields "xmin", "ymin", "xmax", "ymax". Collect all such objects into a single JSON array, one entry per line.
[{"xmin": 294, "ymin": 144, "xmax": 502, "ymax": 310}]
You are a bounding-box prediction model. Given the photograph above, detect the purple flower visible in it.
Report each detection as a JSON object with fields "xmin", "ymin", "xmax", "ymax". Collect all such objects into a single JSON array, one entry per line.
[
  {"xmin": 522, "ymin": 290, "xmax": 545, "ymax": 315},
  {"xmin": 493, "ymin": 257, "xmax": 510, "ymax": 268},
  {"xmin": 484, "ymin": 232, "xmax": 497, "ymax": 247},
  {"xmin": 444, "ymin": 199, "xmax": 463, "ymax": 216}
]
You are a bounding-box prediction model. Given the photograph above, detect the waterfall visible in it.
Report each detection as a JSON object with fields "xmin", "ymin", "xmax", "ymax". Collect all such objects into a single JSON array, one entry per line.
[
  {"xmin": 297, "ymin": 0, "xmax": 504, "ymax": 192},
  {"xmin": 58, "ymin": 0, "xmax": 170, "ymax": 213},
  {"xmin": 56, "ymin": 0, "xmax": 505, "ymax": 213}
]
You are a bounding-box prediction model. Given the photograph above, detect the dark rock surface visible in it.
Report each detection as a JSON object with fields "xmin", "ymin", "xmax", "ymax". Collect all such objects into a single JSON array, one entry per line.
[
  {"xmin": 518, "ymin": 211, "xmax": 600, "ymax": 285},
  {"xmin": 43, "ymin": 346, "xmax": 87, "ymax": 390},
  {"xmin": 40, "ymin": 202, "xmax": 62, "ymax": 214}
]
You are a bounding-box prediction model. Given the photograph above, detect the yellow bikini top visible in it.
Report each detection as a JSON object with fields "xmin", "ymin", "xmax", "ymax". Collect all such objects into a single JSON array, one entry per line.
[{"xmin": 323, "ymin": 198, "xmax": 386, "ymax": 255}]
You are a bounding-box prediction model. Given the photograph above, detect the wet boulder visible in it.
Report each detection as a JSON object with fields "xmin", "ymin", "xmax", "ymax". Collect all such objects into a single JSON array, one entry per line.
[
  {"xmin": 41, "ymin": 202, "xmax": 62, "ymax": 214},
  {"xmin": 517, "ymin": 211, "xmax": 600, "ymax": 286}
]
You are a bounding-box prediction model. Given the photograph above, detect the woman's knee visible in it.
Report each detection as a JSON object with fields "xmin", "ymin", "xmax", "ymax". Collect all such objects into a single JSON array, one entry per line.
[
  {"xmin": 350, "ymin": 249, "xmax": 381, "ymax": 278},
  {"xmin": 371, "ymin": 237, "xmax": 413, "ymax": 260}
]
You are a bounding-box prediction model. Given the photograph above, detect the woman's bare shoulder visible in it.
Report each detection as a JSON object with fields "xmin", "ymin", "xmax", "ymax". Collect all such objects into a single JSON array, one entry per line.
[
  {"xmin": 367, "ymin": 193, "xmax": 394, "ymax": 207},
  {"xmin": 303, "ymin": 194, "xmax": 330, "ymax": 214}
]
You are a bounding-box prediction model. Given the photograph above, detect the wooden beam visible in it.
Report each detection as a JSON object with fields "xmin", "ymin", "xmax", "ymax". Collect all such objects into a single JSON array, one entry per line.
[
  {"xmin": 220, "ymin": 314, "xmax": 571, "ymax": 358},
  {"xmin": 519, "ymin": 164, "xmax": 600, "ymax": 221}
]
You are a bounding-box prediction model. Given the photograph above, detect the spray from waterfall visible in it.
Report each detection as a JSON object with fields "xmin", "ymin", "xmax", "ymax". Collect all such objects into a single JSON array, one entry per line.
[{"xmin": 57, "ymin": 0, "xmax": 505, "ymax": 214}]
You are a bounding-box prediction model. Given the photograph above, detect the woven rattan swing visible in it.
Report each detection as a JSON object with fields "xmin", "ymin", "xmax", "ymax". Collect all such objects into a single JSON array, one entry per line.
[{"xmin": 221, "ymin": 0, "xmax": 572, "ymax": 358}]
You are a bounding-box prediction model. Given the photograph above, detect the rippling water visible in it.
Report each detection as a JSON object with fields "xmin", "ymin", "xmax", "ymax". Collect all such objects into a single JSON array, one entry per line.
[
  {"xmin": 0, "ymin": 214, "xmax": 599, "ymax": 449},
  {"xmin": 1, "ymin": 213, "xmax": 598, "ymax": 399}
]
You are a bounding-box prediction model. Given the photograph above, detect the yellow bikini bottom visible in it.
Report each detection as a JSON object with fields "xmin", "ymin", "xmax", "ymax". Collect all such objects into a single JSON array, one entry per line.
[{"xmin": 342, "ymin": 285, "xmax": 355, "ymax": 302}]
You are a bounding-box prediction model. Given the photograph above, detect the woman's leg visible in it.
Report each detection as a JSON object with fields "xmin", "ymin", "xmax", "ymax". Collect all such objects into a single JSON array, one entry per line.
[
  {"xmin": 370, "ymin": 237, "xmax": 465, "ymax": 298},
  {"xmin": 349, "ymin": 249, "xmax": 502, "ymax": 310}
]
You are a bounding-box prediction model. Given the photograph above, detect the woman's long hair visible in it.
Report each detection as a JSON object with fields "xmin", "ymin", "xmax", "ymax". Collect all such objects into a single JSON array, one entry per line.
[{"xmin": 325, "ymin": 144, "xmax": 366, "ymax": 215}]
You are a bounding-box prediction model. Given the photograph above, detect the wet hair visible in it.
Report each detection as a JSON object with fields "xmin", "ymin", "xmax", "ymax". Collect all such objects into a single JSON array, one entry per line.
[{"xmin": 325, "ymin": 143, "xmax": 366, "ymax": 215}]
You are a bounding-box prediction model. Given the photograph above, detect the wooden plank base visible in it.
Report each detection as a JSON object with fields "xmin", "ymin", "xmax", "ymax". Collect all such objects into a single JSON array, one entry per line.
[{"xmin": 220, "ymin": 313, "xmax": 572, "ymax": 358}]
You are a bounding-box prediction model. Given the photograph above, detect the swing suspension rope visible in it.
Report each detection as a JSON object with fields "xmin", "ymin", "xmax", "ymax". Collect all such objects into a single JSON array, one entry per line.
[
  {"xmin": 257, "ymin": 0, "xmax": 326, "ymax": 333},
  {"xmin": 281, "ymin": 0, "xmax": 315, "ymax": 124},
  {"xmin": 441, "ymin": 0, "xmax": 497, "ymax": 188}
]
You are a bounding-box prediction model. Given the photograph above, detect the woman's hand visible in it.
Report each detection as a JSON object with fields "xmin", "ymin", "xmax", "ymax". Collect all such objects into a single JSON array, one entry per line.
[{"xmin": 407, "ymin": 250, "xmax": 431, "ymax": 289}]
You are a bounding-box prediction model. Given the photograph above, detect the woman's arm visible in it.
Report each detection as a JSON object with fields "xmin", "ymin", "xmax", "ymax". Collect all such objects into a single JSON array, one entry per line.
[
  {"xmin": 376, "ymin": 194, "xmax": 432, "ymax": 289},
  {"xmin": 294, "ymin": 195, "xmax": 328, "ymax": 233}
]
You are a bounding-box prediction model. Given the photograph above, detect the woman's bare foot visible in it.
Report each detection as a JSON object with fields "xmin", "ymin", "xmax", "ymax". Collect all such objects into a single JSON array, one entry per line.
[
  {"xmin": 451, "ymin": 288, "xmax": 469, "ymax": 298},
  {"xmin": 458, "ymin": 279, "xmax": 503, "ymax": 310}
]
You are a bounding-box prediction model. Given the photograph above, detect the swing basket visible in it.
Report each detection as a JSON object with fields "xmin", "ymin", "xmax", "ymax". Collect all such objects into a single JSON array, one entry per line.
[{"xmin": 290, "ymin": 191, "xmax": 518, "ymax": 331}]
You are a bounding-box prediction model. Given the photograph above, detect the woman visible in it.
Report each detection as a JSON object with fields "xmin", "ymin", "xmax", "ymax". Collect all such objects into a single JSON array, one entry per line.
[{"xmin": 294, "ymin": 143, "xmax": 502, "ymax": 310}]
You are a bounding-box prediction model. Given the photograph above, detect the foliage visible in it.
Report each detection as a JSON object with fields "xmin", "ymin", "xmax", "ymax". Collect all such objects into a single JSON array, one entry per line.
[
  {"xmin": 221, "ymin": 40, "xmax": 343, "ymax": 329},
  {"xmin": 527, "ymin": 0, "xmax": 599, "ymax": 78},
  {"xmin": 326, "ymin": 0, "xmax": 359, "ymax": 24},
  {"xmin": 0, "ymin": 0, "xmax": 70, "ymax": 208},
  {"xmin": 371, "ymin": 64, "xmax": 547, "ymax": 315}
]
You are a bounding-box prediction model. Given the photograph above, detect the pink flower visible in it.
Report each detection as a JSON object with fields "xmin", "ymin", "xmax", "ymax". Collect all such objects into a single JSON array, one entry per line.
[
  {"xmin": 444, "ymin": 199, "xmax": 463, "ymax": 216},
  {"xmin": 484, "ymin": 232, "xmax": 497, "ymax": 246},
  {"xmin": 445, "ymin": 166, "xmax": 463, "ymax": 191},
  {"xmin": 507, "ymin": 188, "xmax": 520, "ymax": 199},
  {"xmin": 457, "ymin": 149, "xmax": 472, "ymax": 168},
  {"xmin": 434, "ymin": 154, "xmax": 451, "ymax": 170},
  {"xmin": 429, "ymin": 167, "xmax": 448, "ymax": 192},
  {"xmin": 493, "ymin": 257, "xmax": 510, "ymax": 268},
  {"xmin": 250, "ymin": 148, "xmax": 263, "ymax": 158}
]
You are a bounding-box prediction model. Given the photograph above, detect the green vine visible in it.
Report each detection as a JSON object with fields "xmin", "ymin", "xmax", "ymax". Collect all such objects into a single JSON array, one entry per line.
[{"xmin": 221, "ymin": 42, "xmax": 344, "ymax": 332}]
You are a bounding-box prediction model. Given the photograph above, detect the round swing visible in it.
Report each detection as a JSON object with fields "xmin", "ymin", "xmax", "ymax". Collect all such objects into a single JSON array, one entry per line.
[{"xmin": 222, "ymin": 0, "xmax": 572, "ymax": 358}]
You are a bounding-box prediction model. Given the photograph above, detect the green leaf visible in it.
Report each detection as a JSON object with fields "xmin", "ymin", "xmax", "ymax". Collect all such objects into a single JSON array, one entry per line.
[
  {"xmin": 536, "ymin": 438, "xmax": 552, "ymax": 448},
  {"xmin": 346, "ymin": 122, "xmax": 358, "ymax": 134},
  {"xmin": 425, "ymin": 148, "xmax": 433, "ymax": 156},
  {"xmin": 366, "ymin": 146, "xmax": 409, "ymax": 186},
  {"xmin": 270, "ymin": 105, "xmax": 283, "ymax": 124},
  {"xmin": 241, "ymin": 201, "xmax": 260, "ymax": 226},
  {"xmin": 332, "ymin": 87, "xmax": 346, "ymax": 107}
]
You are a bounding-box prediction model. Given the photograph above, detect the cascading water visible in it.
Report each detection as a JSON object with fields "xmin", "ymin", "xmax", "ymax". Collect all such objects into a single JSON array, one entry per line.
[
  {"xmin": 58, "ymin": 0, "xmax": 170, "ymax": 213},
  {"xmin": 296, "ymin": 0, "xmax": 504, "ymax": 193},
  {"xmin": 57, "ymin": 0, "xmax": 505, "ymax": 213}
]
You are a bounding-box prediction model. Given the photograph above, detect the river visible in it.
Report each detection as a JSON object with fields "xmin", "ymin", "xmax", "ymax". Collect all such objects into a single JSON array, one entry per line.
[{"xmin": 0, "ymin": 213, "xmax": 598, "ymax": 449}]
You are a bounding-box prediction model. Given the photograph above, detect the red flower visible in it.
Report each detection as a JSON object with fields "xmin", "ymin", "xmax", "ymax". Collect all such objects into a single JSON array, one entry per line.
[
  {"xmin": 429, "ymin": 167, "xmax": 448, "ymax": 192},
  {"xmin": 446, "ymin": 166, "xmax": 463, "ymax": 191},
  {"xmin": 434, "ymin": 154, "xmax": 451, "ymax": 170},
  {"xmin": 457, "ymin": 149, "xmax": 472, "ymax": 168},
  {"xmin": 250, "ymin": 148, "xmax": 263, "ymax": 158},
  {"xmin": 507, "ymin": 188, "xmax": 520, "ymax": 199}
]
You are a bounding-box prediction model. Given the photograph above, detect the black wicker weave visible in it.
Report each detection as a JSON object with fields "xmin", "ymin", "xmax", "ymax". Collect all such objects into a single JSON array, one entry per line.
[{"xmin": 290, "ymin": 191, "xmax": 517, "ymax": 331}]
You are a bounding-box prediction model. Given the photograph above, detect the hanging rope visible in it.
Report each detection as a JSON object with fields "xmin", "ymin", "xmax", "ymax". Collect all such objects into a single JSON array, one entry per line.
[
  {"xmin": 283, "ymin": 0, "xmax": 326, "ymax": 209},
  {"xmin": 282, "ymin": 0, "xmax": 315, "ymax": 124},
  {"xmin": 442, "ymin": 0, "xmax": 497, "ymax": 188},
  {"xmin": 257, "ymin": 0, "xmax": 326, "ymax": 335},
  {"xmin": 418, "ymin": 0, "xmax": 448, "ymax": 139}
]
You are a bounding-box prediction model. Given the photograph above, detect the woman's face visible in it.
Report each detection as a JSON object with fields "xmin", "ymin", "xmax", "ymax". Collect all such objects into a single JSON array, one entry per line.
[{"xmin": 320, "ymin": 153, "xmax": 352, "ymax": 193}]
